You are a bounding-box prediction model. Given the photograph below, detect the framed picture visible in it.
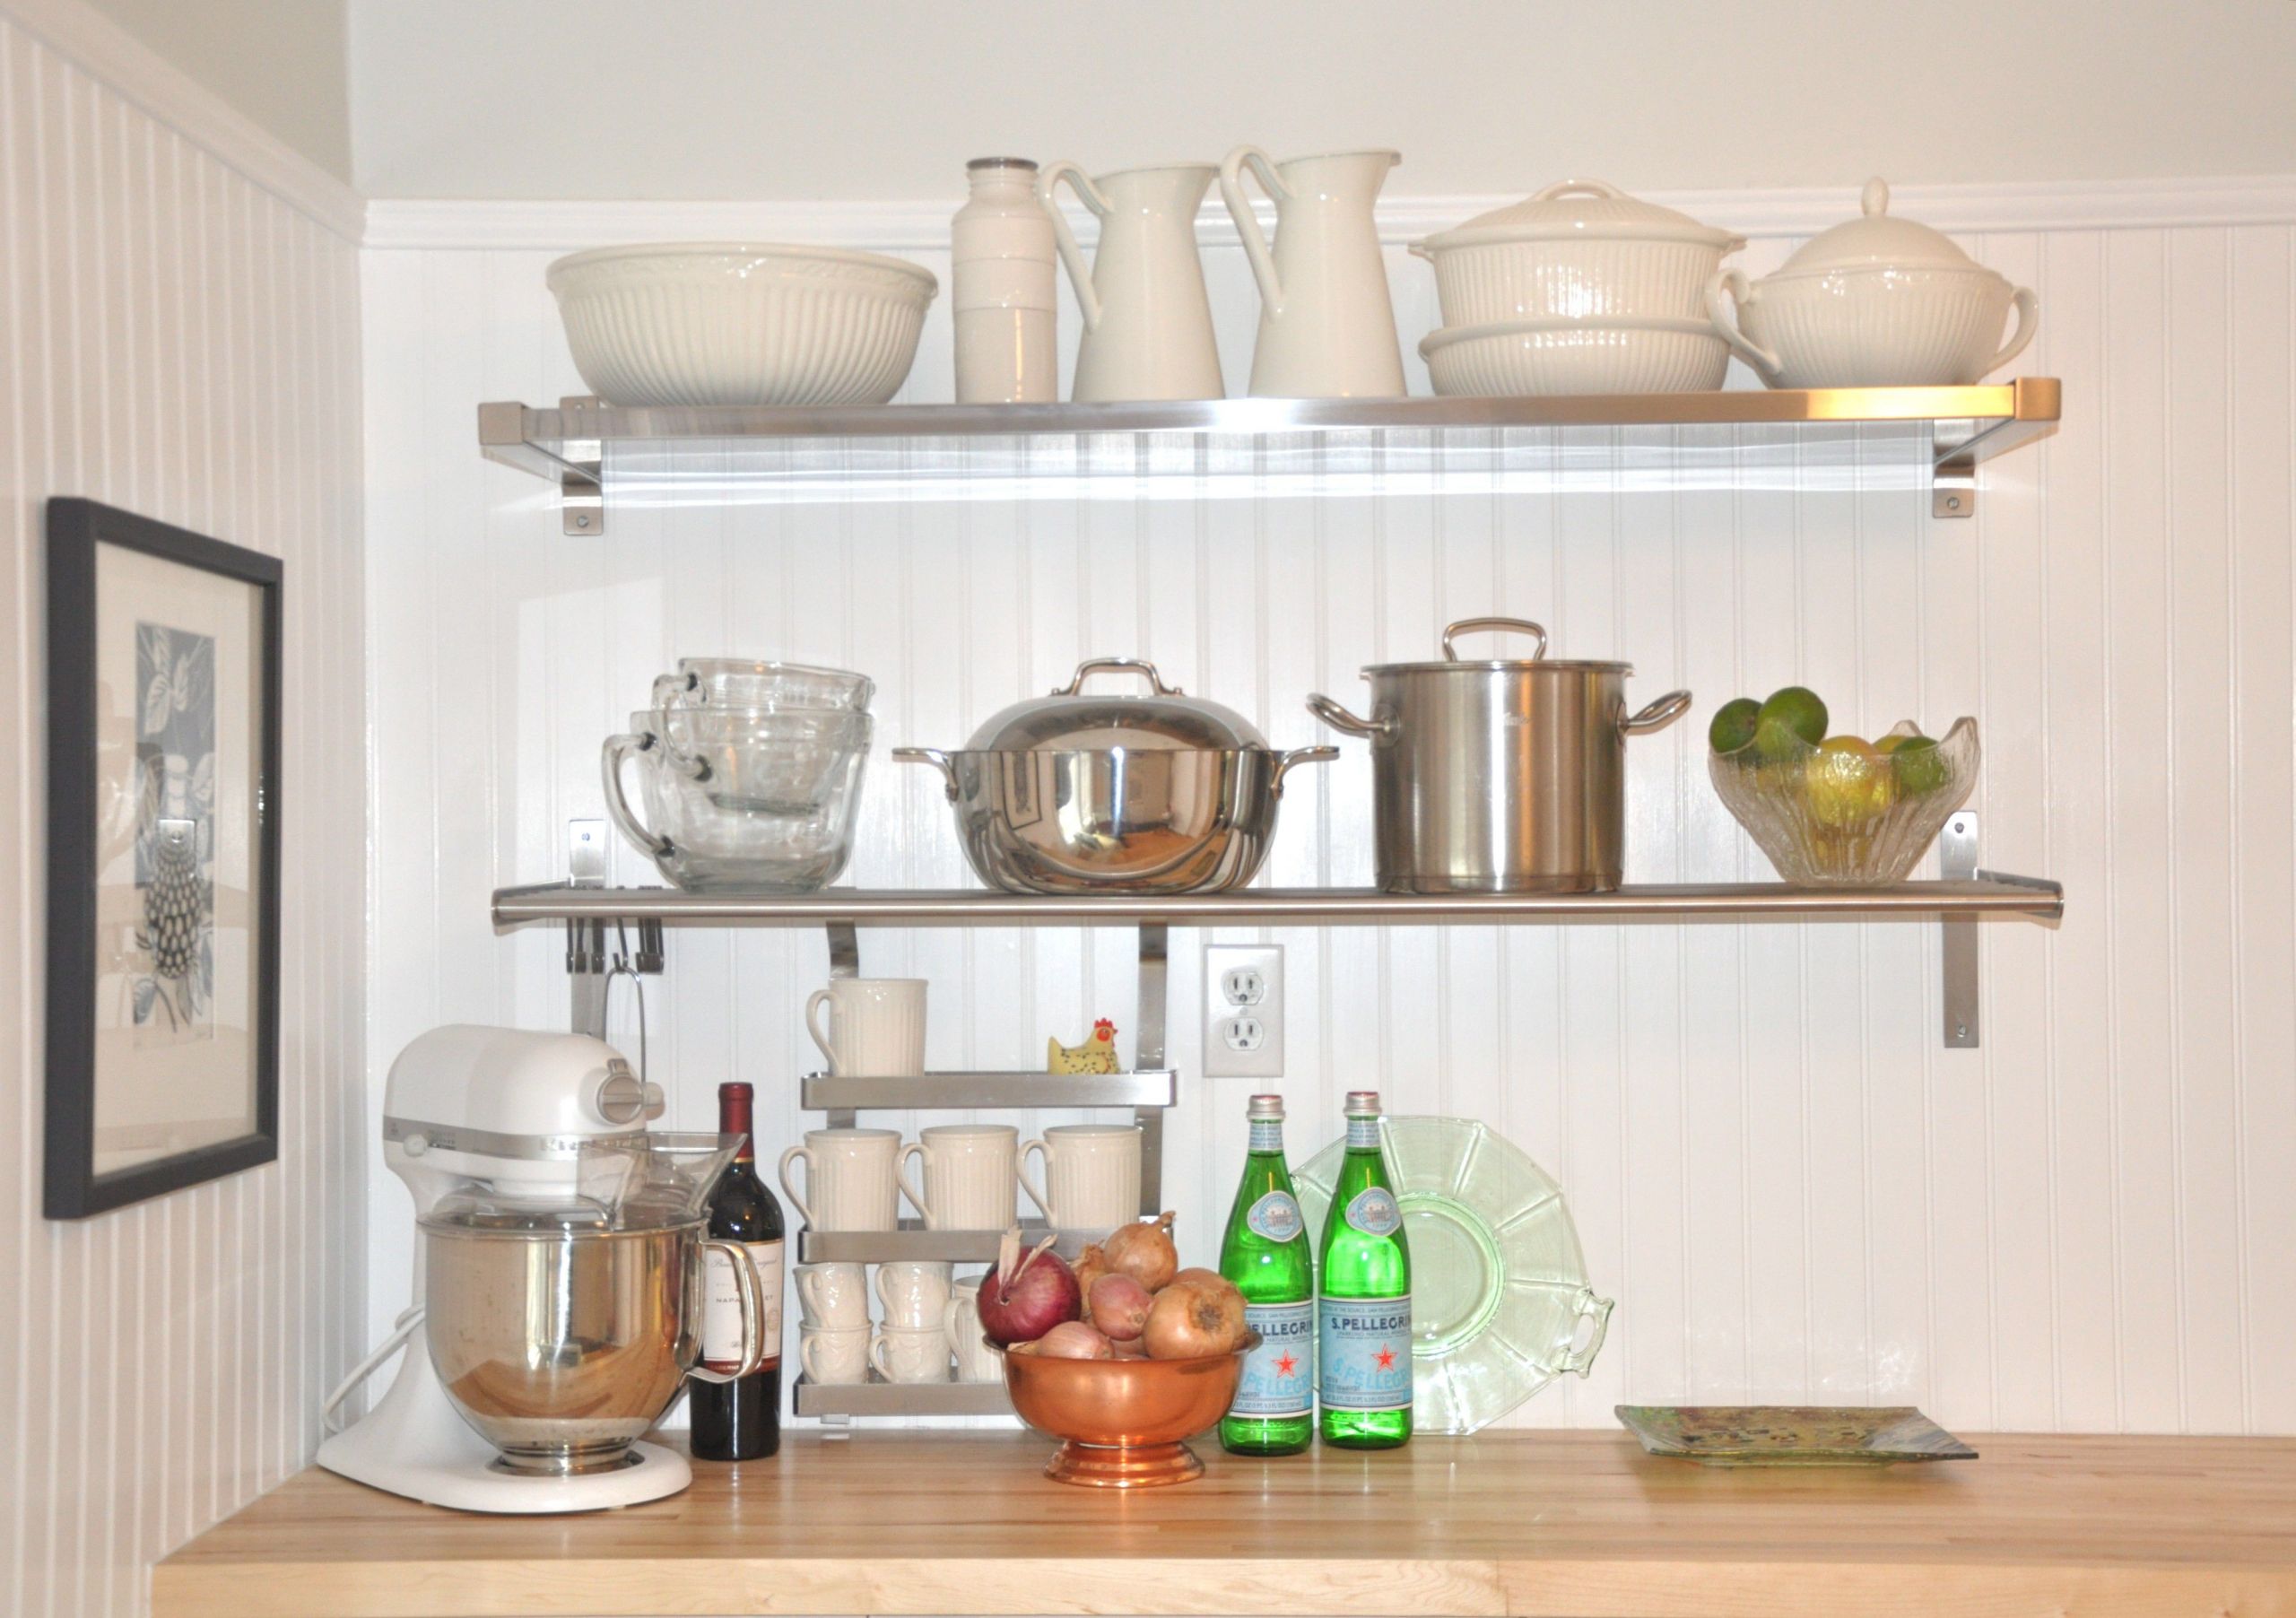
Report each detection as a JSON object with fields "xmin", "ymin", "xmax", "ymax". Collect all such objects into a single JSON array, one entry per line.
[{"xmin": 44, "ymin": 498, "xmax": 282, "ymax": 1219}]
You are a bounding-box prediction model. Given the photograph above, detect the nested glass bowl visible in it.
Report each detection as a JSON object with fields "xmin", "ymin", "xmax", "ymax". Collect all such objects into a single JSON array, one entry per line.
[
  {"xmin": 602, "ymin": 709, "xmax": 867, "ymax": 892},
  {"xmin": 1709, "ymin": 716, "xmax": 1978, "ymax": 886}
]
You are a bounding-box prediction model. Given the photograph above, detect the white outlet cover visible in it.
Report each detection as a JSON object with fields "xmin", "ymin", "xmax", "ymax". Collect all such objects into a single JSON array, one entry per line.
[{"xmin": 1205, "ymin": 944, "xmax": 1283, "ymax": 1077}]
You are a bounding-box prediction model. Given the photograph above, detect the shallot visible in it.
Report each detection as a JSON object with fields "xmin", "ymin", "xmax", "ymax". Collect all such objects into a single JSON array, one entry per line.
[
  {"xmin": 1034, "ymin": 1321, "xmax": 1116, "ymax": 1359},
  {"xmin": 1086, "ymin": 1273, "xmax": 1152, "ymax": 1342},
  {"xmin": 976, "ymin": 1228, "xmax": 1083, "ymax": 1346}
]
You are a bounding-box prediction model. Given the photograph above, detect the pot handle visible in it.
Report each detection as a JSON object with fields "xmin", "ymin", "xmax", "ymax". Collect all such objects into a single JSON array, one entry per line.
[
  {"xmin": 1441, "ymin": 616, "xmax": 1548, "ymax": 661},
  {"xmin": 1558, "ymin": 1287, "xmax": 1614, "ymax": 1377},
  {"xmin": 1219, "ymin": 144, "xmax": 1291, "ymax": 318},
  {"xmin": 1055, "ymin": 656, "xmax": 1183, "ymax": 697},
  {"xmin": 1307, "ymin": 692, "xmax": 1395, "ymax": 740},
  {"xmin": 686, "ymin": 1237, "xmax": 770, "ymax": 1385},
  {"xmin": 1983, "ymin": 285, "xmax": 2040, "ymax": 378},
  {"xmin": 1035, "ymin": 160, "xmax": 1109, "ymax": 334},
  {"xmin": 1622, "ymin": 690, "xmax": 1694, "ymax": 735},
  {"xmin": 892, "ymin": 746, "xmax": 960, "ymax": 801},
  {"xmin": 1269, "ymin": 744, "xmax": 1339, "ymax": 796},
  {"xmin": 1704, "ymin": 269, "xmax": 1781, "ymax": 383}
]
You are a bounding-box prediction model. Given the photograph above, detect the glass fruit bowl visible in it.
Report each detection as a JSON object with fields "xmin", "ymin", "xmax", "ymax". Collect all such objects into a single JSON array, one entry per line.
[{"xmin": 1709, "ymin": 716, "xmax": 1979, "ymax": 885}]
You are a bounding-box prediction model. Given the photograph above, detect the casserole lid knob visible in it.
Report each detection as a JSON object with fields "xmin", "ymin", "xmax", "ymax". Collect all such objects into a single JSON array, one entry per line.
[{"xmin": 1774, "ymin": 177, "xmax": 1990, "ymax": 276}]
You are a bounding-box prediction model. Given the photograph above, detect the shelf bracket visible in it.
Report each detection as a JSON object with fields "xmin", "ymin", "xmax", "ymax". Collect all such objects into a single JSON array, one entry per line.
[
  {"xmin": 559, "ymin": 395, "xmax": 604, "ymax": 537},
  {"xmin": 1931, "ymin": 421, "xmax": 1979, "ymax": 518},
  {"xmin": 1135, "ymin": 924, "xmax": 1168, "ymax": 1217},
  {"xmin": 1941, "ymin": 812, "xmax": 1980, "ymax": 1047},
  {"xmin": 820, "ymin": 922, "xmax": 862, "ymax": 1129}
]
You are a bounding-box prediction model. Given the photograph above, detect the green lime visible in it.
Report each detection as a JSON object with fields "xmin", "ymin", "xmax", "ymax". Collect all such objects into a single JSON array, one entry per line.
[
  {"xmin": 1753, "ymin": 686, "xmax": 1828, "ymax": 761},
  {"xmin": 1804, "ymin": 735, "xmax": 1899, "ymax": 829},
  {"xmin": 1708, "ymin": 697, "xmax": 1761, "ymax": 754},
  {"xmin": 1892, "ymin": 734, "xmax": 1951, "ymax": 796}
]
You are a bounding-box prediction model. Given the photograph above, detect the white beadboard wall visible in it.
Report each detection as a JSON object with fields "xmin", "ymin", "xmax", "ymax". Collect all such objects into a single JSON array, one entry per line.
[
  {"xmin": 0, "ymin": 10, "xmax": 367, "ymax": 1616},
  {"xmin": 361, "ymin": 189, "xmax": 2296, "ymax": 1440}
]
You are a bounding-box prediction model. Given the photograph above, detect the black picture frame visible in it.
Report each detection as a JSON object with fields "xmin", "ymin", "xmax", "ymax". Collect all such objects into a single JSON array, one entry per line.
[{"xmin": 43, "ymin": 498, "xmax": 283, "ymax": 1219}]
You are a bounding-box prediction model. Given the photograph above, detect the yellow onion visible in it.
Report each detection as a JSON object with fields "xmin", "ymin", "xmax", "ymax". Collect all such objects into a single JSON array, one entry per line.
[
  {"xmin": 1100, "ymin": 1211, "xmax": 1178, "ymax": 1292},
  {"xmin": 1142, "ymin": 1274, "xmax": 1247, "ymax": 1359}
]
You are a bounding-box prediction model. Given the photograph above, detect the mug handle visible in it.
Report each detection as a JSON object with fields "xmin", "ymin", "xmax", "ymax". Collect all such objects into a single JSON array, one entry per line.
[
  {"xmin": 1014, "ymin": 1138, "xmax": 1056, "ymax": 1222},
  {"xmin": 1983, "ymin": 285, "xmax": 2040, "ymax": 378},
  {"xmin": 895, "ymin": 1142, "xmax": 935, "ymax": 1230},
  {"xmin": 868, "ymin": 1330, "xmax": 893, "ymax": 1382},
  {"xmin": 1219, "ymin": 144, "xmax": 1290, "ymax": 318},
  {"xmin": 1036, "ymin": 161, "xmax": 1109, "ymax": 333},
  {"xmin": 804, "ymin": 988, "xmax": 839, "ymax": 1071},
  {"xmin": 1704, "ymin": 268, "xmax": 1781, "ymax": 384},
  {"xmin": 777, "ymin": 1144, "xmax": 816, "ymax": 1228},
  {"xmin": 686, "ymin": 1238, "xmax": 768, "ymax": 1385},
  {"xmin": 800, "ymin": 1332, "xmax": 825, "ymax": 1384}
]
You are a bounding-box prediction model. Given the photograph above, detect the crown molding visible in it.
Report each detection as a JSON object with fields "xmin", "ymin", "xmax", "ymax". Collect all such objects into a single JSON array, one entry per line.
[
  {"xmin": 1, "ymin": 0, "xmax": 364, "ymax": 243},
  {"xmin": 361, "ymin": 173, "xmax": 2296, "ymax": 254}
]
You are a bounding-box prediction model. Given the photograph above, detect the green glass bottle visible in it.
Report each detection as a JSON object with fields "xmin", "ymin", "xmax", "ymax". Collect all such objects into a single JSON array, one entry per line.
[
  {"xmin": 1317, "ymin": 1091, "xmax": 1412, "ymax": 1448},
  {"xmin": 1219, "ymin": 1094, "xmax": 1314, "ymax": 1456}
]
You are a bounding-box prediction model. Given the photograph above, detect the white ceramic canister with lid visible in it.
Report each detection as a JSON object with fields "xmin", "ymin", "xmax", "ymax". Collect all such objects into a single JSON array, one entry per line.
[{"xmin": 952, "ymin": 157, "xmax": 1057, "ymax": 403}]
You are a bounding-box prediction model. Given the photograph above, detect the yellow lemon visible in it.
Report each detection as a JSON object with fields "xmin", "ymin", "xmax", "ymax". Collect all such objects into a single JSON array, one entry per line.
[{"xmin": 1804, "ymin": 735, "xmax": 1899, "ymax": 828}]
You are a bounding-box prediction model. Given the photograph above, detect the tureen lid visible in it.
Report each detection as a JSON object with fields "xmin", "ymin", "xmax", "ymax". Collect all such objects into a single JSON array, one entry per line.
[
  {"xmin": 962, "ymin": 657, "xmax": 1269, "ymax": 752},
  {"xmin": 1414, "ymin": 178, "xmax": 1743, "ymax": 253},
  {"xmin": 1772, "ymin": 178, "xmax": 1996, "ymax": 278}
]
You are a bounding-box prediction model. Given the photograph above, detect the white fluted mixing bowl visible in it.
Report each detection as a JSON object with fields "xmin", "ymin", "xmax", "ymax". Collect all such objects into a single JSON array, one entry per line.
[{"xmin": 546, "ymin": 242, "xmax": 938, "ymax": 407}]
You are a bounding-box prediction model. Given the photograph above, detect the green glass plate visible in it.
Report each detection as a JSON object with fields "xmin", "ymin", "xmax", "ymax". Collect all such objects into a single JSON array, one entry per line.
[
  {"xmin": 1615, "ymin": 1405, "xmax": 1979, "ymax": 1466},
  {"xmin": 1295, "ymin": 1117, "xmax": 1612, "ymax": 1435}
]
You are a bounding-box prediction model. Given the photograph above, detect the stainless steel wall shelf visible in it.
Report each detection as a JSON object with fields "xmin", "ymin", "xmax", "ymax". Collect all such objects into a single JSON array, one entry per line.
[
  {"xmin": 800, "ymin": 1070, "xmax": 1177, "ymax": 1112},
  {"xmin": 791, "ymin": 1380, "xmax": 1012, "ymax": 1419},
  {"xmin": 478, "ymin": 380, "xmax": 2060, "ymax": 532}
]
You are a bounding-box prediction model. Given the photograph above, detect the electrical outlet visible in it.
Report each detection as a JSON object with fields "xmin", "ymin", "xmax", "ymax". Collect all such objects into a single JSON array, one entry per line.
[{"xmin": 1205, "ymin": 944, "xmax": 1283, "ymax": 1077}]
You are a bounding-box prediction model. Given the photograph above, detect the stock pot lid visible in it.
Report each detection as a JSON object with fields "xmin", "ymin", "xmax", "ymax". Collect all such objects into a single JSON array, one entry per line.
[
  {"xmin": 1416, "ymin": 178, "xmax": 1742, "ymax": 253},
  {"xmin": 963, "ymin": 657, "xmax": 1269, "ymax": 752},
  {"xmin": 1770, "ymin": 178, "xmax": 1996, "ymax": 278}
]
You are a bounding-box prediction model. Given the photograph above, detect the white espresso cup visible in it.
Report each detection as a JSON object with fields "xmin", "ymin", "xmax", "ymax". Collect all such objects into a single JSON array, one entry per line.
[
  {"xmin": 871, "ymin": 1325, "xmax": 953, "ymax": 1385},
  {"xmin": 805, "ymin": 978, "xmax": 927, "ymax": 1076},
  {"xmin": 794, "ymin": 1262, "xmax": 870, "ymax": 1329},
  {"xmin": 874, "ymin": 1260, "xmax": 952, "ymax": 1329},
  {"xmin": 896, "ymin": 1124, "xmax": 1019, "ymax": 1231},
  {"xmin": 944, "ymin": 1274, "xmax": 1000, "ymax": 1383},
  {"xmin": 1016, "ymin": 1123, "xmax": 1142, "ymax": 1231},
  {"xmin": 799, "ymin": 1325, "xmax": 872, "ymax": 1386},
  {"xmin": 778, "ymin": 1127, "xmax": 907, "ymax": 1231}
]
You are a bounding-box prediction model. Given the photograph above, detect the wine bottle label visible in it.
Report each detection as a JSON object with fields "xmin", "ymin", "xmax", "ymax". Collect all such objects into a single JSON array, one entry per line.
[
  {"xmin": 1231, "ymin": 1300, "xmax": 1313, "ymax": 1417},
  {"xmin": 1344, "ymin": 1186, "xmax": 1401, "ymax": 1236},
  {"xmin": 1318, "ymin": 1294, "xmax": 1412, "ymax": 1411},
  {"xmin": 1245, "ymin": 1189, "xmax": 1303, "ymax": 1243},
  {"xmin": 701, "ymin": 1240, "xmax": 784, "ymax": 1372}
]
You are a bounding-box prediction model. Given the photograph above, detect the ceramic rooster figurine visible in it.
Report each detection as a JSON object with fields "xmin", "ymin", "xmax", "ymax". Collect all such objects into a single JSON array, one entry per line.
[{"xmin": 1048, "ymin": 1019, "xmax": 1120, "ymax": 1074}]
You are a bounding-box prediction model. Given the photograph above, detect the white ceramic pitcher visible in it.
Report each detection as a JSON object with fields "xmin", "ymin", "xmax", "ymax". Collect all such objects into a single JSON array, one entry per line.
[
  {"xmin": 1219, "ymin": 147, "xmax": 1406, "ymax": 399},
  {"xmin": 1035, "ymin": 161, "xmax": 1223, "ymax": 402}
]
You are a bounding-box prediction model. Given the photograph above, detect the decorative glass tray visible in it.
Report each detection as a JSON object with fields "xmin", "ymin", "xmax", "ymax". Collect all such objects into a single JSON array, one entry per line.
[{"xmin": 1616, "ymin": 1405, "xmax": 1979, "ymax": 1466}]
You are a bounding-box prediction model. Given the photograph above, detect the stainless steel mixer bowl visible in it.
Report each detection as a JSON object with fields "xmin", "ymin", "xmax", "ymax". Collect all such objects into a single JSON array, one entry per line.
[{"xmin": 422, "ymin": 1215, "xmax": 709, "ymax": 1477}]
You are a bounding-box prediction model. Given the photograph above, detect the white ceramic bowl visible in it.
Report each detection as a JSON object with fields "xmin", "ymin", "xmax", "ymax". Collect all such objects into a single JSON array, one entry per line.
[
  {"xmin": 1420, "ymin": 316, "xmax": 1729, "ymax": 396},
  {"xmin": 1707, "ymin": 265, "xmax": 2038, "ymax": 389},
  {"xmin": 546, "ymin": 242, "xmax": 938, "ymax": 407}
]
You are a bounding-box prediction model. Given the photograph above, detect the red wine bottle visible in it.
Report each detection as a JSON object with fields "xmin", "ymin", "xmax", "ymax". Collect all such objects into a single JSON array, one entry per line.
[{"xmin": 691, "ymin": 1083, "xmax": 784, "ymax": 1461}]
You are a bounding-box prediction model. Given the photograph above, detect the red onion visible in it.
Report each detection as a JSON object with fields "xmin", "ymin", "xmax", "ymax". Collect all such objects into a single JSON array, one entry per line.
[{"xmin": 976, "ymin": 1228, "xmax": 1083, "ymax": 1346}]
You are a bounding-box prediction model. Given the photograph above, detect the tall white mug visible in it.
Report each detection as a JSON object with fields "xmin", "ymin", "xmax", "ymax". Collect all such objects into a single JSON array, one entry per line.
[
  {"xmin": 805, "ymin": 978, "xmax": 927, "ymax": 1075},
  {"xmin": 896, "ymin": 1124, "xmax": 1018, "ymax": 1231},
  {"xmin": 1016, "ymin": 1123, "xmax": 1142, "ymax": 1231},
  {"xmin": 778, "ymin": 1127, "xmax": 905, "ymax": 1231},
  {"xmin": 944, "ymin": 1274, "xmax": 1000, "ymax": 1383}
]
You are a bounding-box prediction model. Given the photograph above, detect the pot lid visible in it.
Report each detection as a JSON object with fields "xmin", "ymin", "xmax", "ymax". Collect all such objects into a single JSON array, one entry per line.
[
  {"xmin": 1770, "ymin": 178, "xmax": 1996, "ymax": 278},
  {"xmin": 1415, "ymin": 178, "xmax": 1742, "ymax": 252},
  {"xmin": 1361, "ymin": 616, "xmax": 1631, "ymax": 676},
  {"xmin": 962, "ymin": 657, "xmax": 1269, "ymax": 752}
]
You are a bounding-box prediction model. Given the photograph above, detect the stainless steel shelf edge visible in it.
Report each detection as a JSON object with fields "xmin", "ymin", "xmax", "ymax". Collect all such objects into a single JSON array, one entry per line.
[
  {"xmin": 793, "ymin": 1379, "xmax": 1013, "ymax": 1418},
  {"xmin": 798, "ymin": 1222, "xmax": 1104, "ymax": 1265},
  {"xmin": 799, "ymin": 1070, "xmax": 1178, "ymax": 1110},
  {"xmin": 495, "ymin": 878, "xmax": 2066, "ymax": 928}
]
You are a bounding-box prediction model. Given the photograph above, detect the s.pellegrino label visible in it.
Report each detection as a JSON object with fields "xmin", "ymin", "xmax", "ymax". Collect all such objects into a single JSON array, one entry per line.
[
  {"xmin": 1231, "ymin": 1300, "xmax": 1314, "ymax": 1417},
  {"xmin": 1220, "ymin": 1095, "xmax": 1315, "ymax": 1456},
  {"xmin": 1316, "ymin": 1293, "xmax": 1413, "ymax": 1410}
]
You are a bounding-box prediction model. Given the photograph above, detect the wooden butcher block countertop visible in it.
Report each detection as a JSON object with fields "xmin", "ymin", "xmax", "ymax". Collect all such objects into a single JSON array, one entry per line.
[{"xmin": 152, "ymin": 1430, "xmax": 2296, "ymax": 1618}]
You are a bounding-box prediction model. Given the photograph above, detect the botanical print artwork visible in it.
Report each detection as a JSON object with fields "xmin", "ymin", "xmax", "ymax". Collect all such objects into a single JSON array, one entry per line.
[{"xmin": 131, "ymin": 622, "xmax": 215, "ymax": 1039}]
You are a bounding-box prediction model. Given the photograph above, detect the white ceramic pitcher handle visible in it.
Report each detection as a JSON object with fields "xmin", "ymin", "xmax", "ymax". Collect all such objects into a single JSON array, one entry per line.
[
  {"xmin": 804, "ymin": 988, "xmax": 839, "ymax": 1069},
  {"xmin": 1014, "ymin": 1138, "xmax": 1056, "ymax": 1222},
  {"xmin": 686, "ymin": 1238, "xmax": 769, "ymax": 1384},
  {"xmin": 1036, "ymin": 160, "xmax": 1107, "ymax": 333},
  {"xmin": 1983, "ymin": 285, "xmax": 2039, "ymax": 378},
  {"xmin": 1220, "ymin": 144, "xmax": 1289, "ymax": 318},
  {"xmin": 777, "ymin": 1144, "xmax": 816, "ymax": 1228},
  {"xmin": 895, "ymin": 1142, "xmax": 935, "ymax": 1229},
  {"xmin": 1704, "ymin": 269, "xmax": 1781, "ymax": 384}
]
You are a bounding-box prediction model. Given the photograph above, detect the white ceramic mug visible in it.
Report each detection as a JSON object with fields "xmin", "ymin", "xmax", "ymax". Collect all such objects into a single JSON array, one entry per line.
[
  {"xmin": 944, "ymin": 1274, "xmax": 1000, "ymax": 1384},
  {"xmin": 778, "ymin": 1127, "xmax": 907, "ymax": 1231},
  {"xmin": 799, "ymin": 1325, "xmax": 872, "ymax": 1386},
  {"xmin": 873, "ymin": 1260, "xmax": 952, "ymax": 1329},
  {"xmin": 896, "ymin": 1124, "xmax": 1019, "ymax": 1231},
  {"xmin": 805, "ymin": 978, "xmax": 927, "ymax": 1076},
  {"xmin": 794, "ymin": 1261, "xmax": 870, "ymax": 1329},
  {"xmin": 1016, "ymin": 1124, "xmax": 1142, "ymax": 1231},
  {"xmin": 870, "ymin": 1325, "xmax": 953, "ymax": 1386}
]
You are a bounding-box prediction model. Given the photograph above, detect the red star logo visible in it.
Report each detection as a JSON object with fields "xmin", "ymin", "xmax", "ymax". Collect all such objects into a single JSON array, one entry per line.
[
  {"xmin": 1274, "ymin": 1352, "xmax": 1298, "ymax": 1378},
  {"xmin": 1375, "ymin": 1347, "xmax": 1396, "ymax": 1370}
]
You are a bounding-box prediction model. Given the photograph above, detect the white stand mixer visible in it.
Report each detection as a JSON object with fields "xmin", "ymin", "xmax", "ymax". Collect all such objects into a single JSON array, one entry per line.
[{"xmin": 317, "ymin": 1024, "xmax": 705, "ymax": 1514}]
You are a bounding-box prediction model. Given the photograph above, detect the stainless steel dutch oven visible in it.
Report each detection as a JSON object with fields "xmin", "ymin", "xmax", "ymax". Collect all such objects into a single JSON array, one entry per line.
[
  {"xmin": 896, "ymin": 657, "xmax": 1335, "ymax": 894},
  {"xmin": 1308, "ymin": 618, "xmax": 1690, "ymax": 894}
]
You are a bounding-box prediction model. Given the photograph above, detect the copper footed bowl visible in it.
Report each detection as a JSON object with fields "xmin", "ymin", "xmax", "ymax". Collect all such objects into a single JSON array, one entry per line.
[{"xmin": 995, "ymin": 1333, "xmax": 1259, "ymax": 1488}]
